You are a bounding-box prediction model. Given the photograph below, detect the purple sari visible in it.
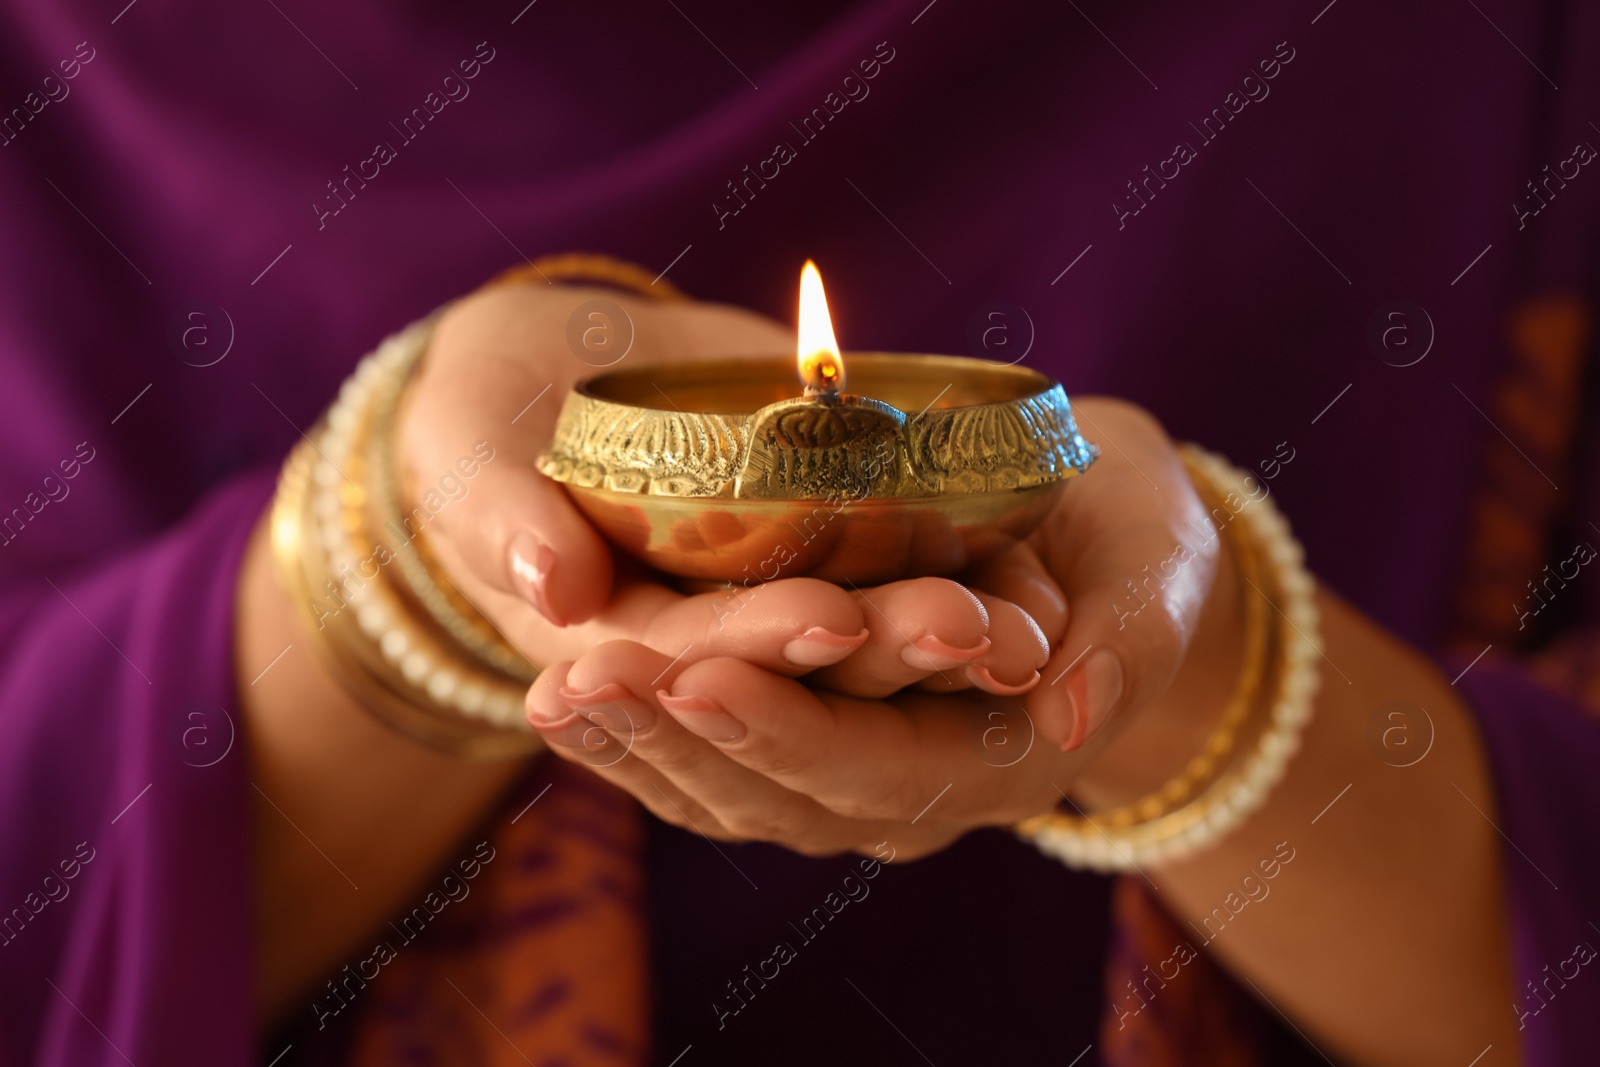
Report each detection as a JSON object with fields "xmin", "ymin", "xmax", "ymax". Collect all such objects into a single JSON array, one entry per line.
[{"xmin": 1, "ymin": 0, "xmax": 1598, "ymax": 1062}]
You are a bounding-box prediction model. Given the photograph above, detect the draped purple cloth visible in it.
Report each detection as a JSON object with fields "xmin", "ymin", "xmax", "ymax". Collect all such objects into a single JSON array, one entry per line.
[
  {"xmin": 1, "ymin": 0, "xmax": 1598, "ymax": 1062},
  {"xmin": 0, "ymin": 473, "xmax": 269, "ymax": 1065},
  {"xmin": 1459, "ymin": 663, "xmax": 1600, "ymax": 1065}
]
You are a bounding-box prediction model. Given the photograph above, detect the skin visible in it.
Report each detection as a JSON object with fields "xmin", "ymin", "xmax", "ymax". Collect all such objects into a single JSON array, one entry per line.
[
  {"xmin": 240, "ymin": 286, "xmax": 1518, "ymax": 1065},
  {"xmin": 239, "ymin": 285, "xmax": 1050, "ymax": 1024}
]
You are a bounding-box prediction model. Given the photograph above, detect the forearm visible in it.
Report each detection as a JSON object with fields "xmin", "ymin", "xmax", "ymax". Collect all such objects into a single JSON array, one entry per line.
[
  {"xmin": 1076, "ymin": 573, "xmax": 1517, "ymax": 1065},
  {"xmin": 235, "ymin": 511, "xmax": 531, "ymax": 1027}
]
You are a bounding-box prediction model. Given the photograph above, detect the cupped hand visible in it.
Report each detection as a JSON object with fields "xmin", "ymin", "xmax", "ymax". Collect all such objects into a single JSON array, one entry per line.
[
  {"xmin": 396, "ymin": 280, "xmax": 1058, "ymax": 695},
  {"xmin": 522, "ymin": 397, "xmax": 1236, "ymax": 858},
  {"xmin": 528, "ymin": 643, "xmax": 1091, "ymax": 861}
]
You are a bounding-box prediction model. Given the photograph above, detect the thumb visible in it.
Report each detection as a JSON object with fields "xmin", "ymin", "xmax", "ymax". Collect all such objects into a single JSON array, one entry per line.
[
  {"xmin": 1026, "ymin": 484, "xmax": 1221, "ymax": 752},
  {"xmin": 430, "ymin": 449, "xmax": 615, "ymax": 627}
]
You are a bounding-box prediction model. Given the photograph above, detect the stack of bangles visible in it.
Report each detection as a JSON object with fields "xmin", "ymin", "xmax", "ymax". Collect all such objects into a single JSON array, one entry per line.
[
  {"xmin": 270, "ymin": 254, "xmax": 1320, "ymax": 869},
  {"xmin": 1017, "ymin": 447, "xmax": 1322, "ymax": 869},
  {"xmin": 269, "ymin": 254, "xmax": 688, "ymax": 760}
]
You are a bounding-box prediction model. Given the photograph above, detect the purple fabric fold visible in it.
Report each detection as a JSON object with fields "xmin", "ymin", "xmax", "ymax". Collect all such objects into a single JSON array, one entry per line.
[
  {"xmin": 0, "ymin": 470, "xmax": 272, "ymax": 1066},
  {"xmin": 1458, "ymin": 664, "xmax": 1600, "ymax": 1062}
]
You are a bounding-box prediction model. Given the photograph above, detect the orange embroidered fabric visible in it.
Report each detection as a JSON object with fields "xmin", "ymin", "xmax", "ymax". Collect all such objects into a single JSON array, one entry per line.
[
  {"xmin": 347, "ymin": 759, "xmax": 648, "ymax": 1067},
  {"xmin": 1447, "ymin": 295, "xmax": 1591, "ymax": 653},
  {"xmin": 1100, "ymin": 876, "xmax": 1266, "ymax": 1066},
  {"xmin": 1453, "ymin": 295, "xmax": 1600, "ymax": 716}
]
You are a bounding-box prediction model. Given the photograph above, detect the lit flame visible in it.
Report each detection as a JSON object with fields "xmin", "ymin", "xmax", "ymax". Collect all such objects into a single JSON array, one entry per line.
[{"xmin": 797, "ymin": 259, "xmax": 844, "ymax": 395}]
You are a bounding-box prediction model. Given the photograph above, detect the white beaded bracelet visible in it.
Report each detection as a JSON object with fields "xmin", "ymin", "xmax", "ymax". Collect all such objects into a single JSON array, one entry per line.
[
  {"xmin": 272, "ymin": 314, "xmax": 543, "ymax": 759},
  {"xmin": 1018, "ymin": 445, "xmax": 1321, "ymax": 870}
]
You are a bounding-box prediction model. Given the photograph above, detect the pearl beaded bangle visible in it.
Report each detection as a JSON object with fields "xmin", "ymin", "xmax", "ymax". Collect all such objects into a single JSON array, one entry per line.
[
  {"xmin": 271, "ymin": 312, "xmax": 544, "ymax": 759},
  {"xmin": 1016, "ymin": 444, "xmax": 1322, "ymax": 870},
  {"xmin": 363, "ymin": 317, "xmax": 539, "ymax": 684},
  {"xmin": 269, "ymin": 255, "xmax": 698, "ymax": 759}
]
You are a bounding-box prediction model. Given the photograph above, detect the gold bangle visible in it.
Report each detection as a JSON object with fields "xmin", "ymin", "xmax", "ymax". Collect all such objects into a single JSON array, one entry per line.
[
  {"xmin": 1016, "ymin": 444, "xmax": 1321, "ymax": 869},
  {"xmin": 1083, "ymin": 450, "xmax": 1271, "ymax": 828},
  {"xmin": 270, "ymin": 316, "xmax": 544, "ymax": 760},
  {"xmin": 484, "ymin": 251, "xmax": 691, "ymax": 301},
  {"xmin": 368, "ymin": 253, "xmax": 691, "ymax": 669},
  {"xmin": 270, "ymin": 252, "xmax": 694, "ymax": 757},
  {"xmin": 365, "ymin": 322, "xmax": 537, "ymax": 683}
]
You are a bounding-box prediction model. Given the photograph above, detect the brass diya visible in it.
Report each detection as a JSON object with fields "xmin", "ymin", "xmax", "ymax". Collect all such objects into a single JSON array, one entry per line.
[
  {"xmin": 538, "ymin": 260, "xmax": 1096, "ymax": 584},
  {"xmin": 536, "ymin": 353, "xmax": 1097, "ymax": 584}
]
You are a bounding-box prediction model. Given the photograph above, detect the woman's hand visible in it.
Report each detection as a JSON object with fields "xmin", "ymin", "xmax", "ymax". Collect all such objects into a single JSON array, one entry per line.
[
  {"xmin": 528, "ymin": 642, "xmax": 1096, "ymax": 861},
  {"xmin": 243, "ymin": 279, "xmax": 1059, "ymax": 1022},
  {"xmin": 397, "ymin": 280, "xmax": 1057, "ymax": 695},
  {"xmin": 521, "ymin": 397, "xmax": 1522, "ymax": 1067},
  {"xmin": 520, "ymin": 397, "xmax": 1244, "ymax": 856},
  {"xmin": 1020, "ymin": 398, "xmax": 1243, "ymax": 763},
  {"xmin": 399, "ymin": 280, "xmax": 790, "ymax": 635}
]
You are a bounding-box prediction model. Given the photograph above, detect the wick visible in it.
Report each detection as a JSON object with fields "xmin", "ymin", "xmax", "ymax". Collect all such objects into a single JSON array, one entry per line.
[{"xmin": 803, "ymin": 384, "xmax": 842, "ymax": 404}]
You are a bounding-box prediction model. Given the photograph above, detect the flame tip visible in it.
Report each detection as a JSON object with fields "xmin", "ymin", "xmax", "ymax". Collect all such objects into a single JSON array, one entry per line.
[{"xmin": 797, "ymin": 260, "xmax": 843, "ymax": 394}]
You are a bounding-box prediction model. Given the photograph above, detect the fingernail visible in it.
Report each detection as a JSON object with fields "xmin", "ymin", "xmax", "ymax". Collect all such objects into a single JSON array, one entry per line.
[
  {"xmin": 558, "ymin": 683, "xmax": 630, "ymax": 707},
  {"xmin": 782, "ymin": 626, "xmax": 869, "ymax": 668},
  {"xmin": 508, "ymin": 532, "xmax": 566, "ymax": 627},
  {"xmin": 526, "ymin": 693, "xmax": 579, "ymax": 730},
  {"xmin": 1061, "ymin": 667, "xmax": 1089, "ymax": 752},
  {"xmin": 1023, "ymin": 575, "xmax": 1068, "ymax": 618},
  {"xmin": 656, "ymin": 690, "xmax": 746, "ymax": 743},
  {"xmin": 902, "ymin": 635, "xmax": 992, "ymax": 671},
  {"xmin": 1063, "ymin": 651, "xmax": 1124, "ymax": 751},
  {"xmin": 965, "ymin": 664, "xmax": 1040, "ymax": 696},
  {"xmin": 559, "ymin": 682, "xmax": 656, "ymax": 735}
]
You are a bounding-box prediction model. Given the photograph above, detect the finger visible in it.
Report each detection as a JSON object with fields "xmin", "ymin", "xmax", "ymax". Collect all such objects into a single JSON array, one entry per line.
[
  {"xmin": 446, "ymin": 457, "xmax": 615, "ymax": 627},
  {"xmin": 539, "ymin": 643, "xmax": 862, "ymax": 855},
  {"xmin": 641, "ymin": 577, "xmax": 869, "ymax": 674},
  {"xmin": 914, "ymin": 591, "xmax": 1047, "ymax": 696},
  {"xmin": 806, "ymin": 578, "xmax": 992, "ymax": 698},
  {"xmin": 475, "ymin": 572, "xmax": 869, "ymax": 676},
  {"xmin": 1026, "ymin": 401, "xmax": 1219, "ymax": 750},
  {"xmin": 394, "ymin": 423, "xmax": 615, "ymax": 628},
  {"xmin": 964, "ymin": 542, "xmax": 1068, "ymax": 646},
  {"xmin": 402, "ymin": 290, "xmax": 623, "ymax": 627},
  {"xmin": 526, "ymin": 659, "xmax": 738, "ymax": 839},
  {"xmin": 660, "ymin": 657, "xmax": 1059, "ymax": 828},
  {"xmin": 404, "ymin": 285, "xmax": 798, "ymax": 631}
]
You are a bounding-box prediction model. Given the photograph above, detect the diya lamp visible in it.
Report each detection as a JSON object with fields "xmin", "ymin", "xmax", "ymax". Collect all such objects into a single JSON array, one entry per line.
[{"xmin": 537, "ymin": 261, "xmax": 1099, "ymax": 585}]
